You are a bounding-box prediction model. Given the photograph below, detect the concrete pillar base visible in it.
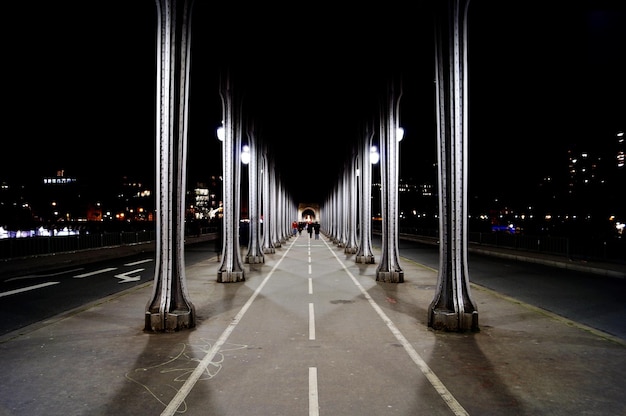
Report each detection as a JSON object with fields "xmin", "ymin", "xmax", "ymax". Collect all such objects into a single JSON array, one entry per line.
[
  {"xmin": 376, "ymin": 271, "xmax": 404, "ymax": 283},
  {"xmin": 144, "ymin": 309, "xmax": 195, "ymax": 333},
  {"xmin": 344, "ymin": 246, "xmax": 357, "ymax": 254},
  {"xmin": 217, "ymin": 270, "xmax": 245, "ymax": 283},
  {"xmin": 245, "ymin": 255, "xmax": 265, "ymax": 264},
  {"xmin": 263, "ymin": 247, "xmax": 275, "ymax": 254},
  {"xmin": 355, "ymin": 254, "xmax": 376, "ymax": 264},
  {"xmin": 428, "ymin": 309, "xmax": 479, "ymax": 332}
]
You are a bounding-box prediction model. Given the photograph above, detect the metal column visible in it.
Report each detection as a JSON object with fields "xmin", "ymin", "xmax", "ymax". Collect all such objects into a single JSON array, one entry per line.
[
  {"xmin": 428, "ymin": 0, "xmax": 479, "ymax": 332},
  {"xmin": 217, "ymin": 72, "xmax": 245, "ymax": 283},
  {"xmin": 344, "ymin": 155, "xmax": 359, "ymax": 254},
  {"xmin": 245, "ymin": 130, "xmax": 264, "ymax": 264},
  {"xmin": 376, "ymin": 77, "xmax": 404, "ymax": 283},
  {"xmin": 356, "ymin": 124, "xmax": 376, "ymax": 264},
  {"xmin": 145, "ymin": 0, "xmax": 195, "ymax": 332},
  {"xmin": 261, "ymin": 153, "xmax": 275, "ymax": 254}
]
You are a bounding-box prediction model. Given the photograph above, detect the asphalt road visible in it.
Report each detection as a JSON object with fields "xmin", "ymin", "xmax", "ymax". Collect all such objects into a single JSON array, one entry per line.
[
  {"xmin": 1, "ymin": 235, "xmax": 625, "ymax": 415},
  {"xmin": 1, "ymin": 238, "xmax": 624, "ymax": 341}
]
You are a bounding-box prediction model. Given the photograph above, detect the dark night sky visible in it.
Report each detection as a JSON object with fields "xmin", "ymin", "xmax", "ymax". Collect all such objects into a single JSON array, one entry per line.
[{"xmin": 2, "ymin": 1, "xmax": 624, "ymax": 206}]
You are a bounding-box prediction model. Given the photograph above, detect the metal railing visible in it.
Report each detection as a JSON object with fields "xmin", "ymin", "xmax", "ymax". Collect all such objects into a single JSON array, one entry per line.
[
  {"xmin": 0, "ymin": 230, "xmax": 157, "ymax": 260},
  {"xmin": 1, "ymin": 224, "xmax": 623, "ymax": 265},
  {"xmin": 394, "ymin": 226, "xmax": 625, "ymax": 265}
]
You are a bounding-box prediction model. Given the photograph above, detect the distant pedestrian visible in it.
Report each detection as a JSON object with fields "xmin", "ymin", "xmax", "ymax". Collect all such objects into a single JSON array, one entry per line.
[
  {"xmin": 307, "ymin": 222, "xmax": 313, "ymax": 238},
  {"xmin": 292, "ymin": 220, "xmax": 298, "ymax": 236},
  {"xmin": 313, "ymin": 222, "xmax": 320, "ymax": 240}
]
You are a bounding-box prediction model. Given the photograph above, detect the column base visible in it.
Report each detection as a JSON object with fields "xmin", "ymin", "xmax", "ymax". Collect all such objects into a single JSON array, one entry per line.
[
  {"xmin": 144, "ymin": 309, "xmax": 195, "ymax": 333},
  {"xmin": 428, "ymin": 309, "xmax": 479, "ymax": 332},
  {"xmin": 217, "ymin": 270, "xmax": 245, "ymax": 283},
  {"xmin": 245, "ymin": 254, "xmax": 265, "ymax": 264},
  {"xmin": 355, "ymin": 254, "xmax": 376, "ymax": 264},
  {"xmin": 376, "ymin": 270, "xmax": 404, "ymax": 283}
]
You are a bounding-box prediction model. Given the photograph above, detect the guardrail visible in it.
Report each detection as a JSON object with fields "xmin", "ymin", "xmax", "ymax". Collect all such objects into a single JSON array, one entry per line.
[
  {"xmin": 0, "ymin": 231, "xmax": 157, "ymax": 260},
  {"xmin": 0, "ymin": 227, "xmax": 218, "ymax": 261},
  {"xmin": 394, "ymin": 226, "xmax": 625, "ymax": 265},
  {"xmin": 1, "ymin": 225, "xmax": 623, "ymax": 265}
]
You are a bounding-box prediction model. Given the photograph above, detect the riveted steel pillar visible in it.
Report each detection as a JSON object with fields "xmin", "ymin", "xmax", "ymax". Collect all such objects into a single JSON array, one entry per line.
[
  {"xmin": 269, "ymin": 166, "xmax": 281, "ymax": 248},
  {"xmin": 344, "ymin": 155, "xmax": 359, "ymax": 254},
  {"xmin": 428, "ymin": 0, "xmax": 479, "ymax": 332},
  {"xmin": 261, "ymin": 154, "xmax": 275, "ymax": 254},
  {"xmin": 279, "ymin": 182, "xmax": 288, "ymax": 244},
  {"xmin": 329, "ymin": 193, "xmax": 336, "ymax": 241},
  {"xmin": 145, "ymin": 0, "xmax": 195, "ymax": 332},
  {"xmin": 335, "ymin": 172, "xmax": 347, "ymax": 247},
  {"xmin": 274, "ymin": 177, "xmax": 285, "ymax": 246},
  {"xmin": 376, "ymin": 77, "xmax": 404, "ymax": 283},
  {"xmin": 356, "ymin": 124, "xmax": 376, "ymax": 264},
  {"xmin": 217, "ymin": 72, "xmax": 245, "ymax": 283},
  {"xmin": 245, "ymin": 130, "xmax": 264, "ymax": 264}
]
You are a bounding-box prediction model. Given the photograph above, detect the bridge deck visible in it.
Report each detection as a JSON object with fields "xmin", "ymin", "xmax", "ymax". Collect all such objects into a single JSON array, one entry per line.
[{"xmin": 0, "ymin": 233, "xmax": 624, "ymax": 415}]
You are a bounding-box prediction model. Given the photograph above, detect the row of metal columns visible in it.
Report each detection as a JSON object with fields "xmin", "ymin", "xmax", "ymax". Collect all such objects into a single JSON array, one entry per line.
[{"xmin": 145, "ymin": 0, "xmax": 478, "ymax": 333}]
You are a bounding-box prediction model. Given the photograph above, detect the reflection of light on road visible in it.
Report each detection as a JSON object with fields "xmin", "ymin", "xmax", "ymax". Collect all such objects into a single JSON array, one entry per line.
[{"xmin": 0, "ymin": 281, "xmax": 60, "ymax": 298}]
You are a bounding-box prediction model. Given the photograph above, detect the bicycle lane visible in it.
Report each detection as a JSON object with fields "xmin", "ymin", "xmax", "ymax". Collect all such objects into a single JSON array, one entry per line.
[{"xmin": 172, "ymin": 233, "xmax": 466, "ymax": 416}]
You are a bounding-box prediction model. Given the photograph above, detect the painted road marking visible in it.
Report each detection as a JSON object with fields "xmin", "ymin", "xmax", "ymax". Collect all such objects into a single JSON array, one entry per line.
[
  {"xmin": 160, "ymin": 236, "xmax": 298, "ymax": 416},
  {"xmin": 0, "ymin": 281, "xmax": 60, "ymax": 298},
  {"xmin": 4, "ymin": 269, "xmax": 84, "ymax": 282},
  {"xmin": 309, "ymin": 303, "xmax": 316, "ymax": 340},
  {"xmin": 115, "ymin": 269, "xmax": 144, "ymax": 283},
  {"xmin": 321, "ymin": 238, "xmax": 470, "ymax": 416},
  {"xmin": 309, "ymin": 367, "xmax": 319, "ymax": 416},
  {"xmin": 124, "ymin": 258, "xmax": 153, "ymax": 266},
  {"xmin": 308, "ymin": 277, "xmax": 313, "ymax": 294},
  {"xmin": 74, "ymin": 268, "xmax": 117, "ymax": 278}
]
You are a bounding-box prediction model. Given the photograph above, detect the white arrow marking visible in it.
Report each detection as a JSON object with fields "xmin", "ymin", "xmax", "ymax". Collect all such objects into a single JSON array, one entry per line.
[{"xmin": 115, "ymin": 269, "xmax": 144, "ymax": 283}]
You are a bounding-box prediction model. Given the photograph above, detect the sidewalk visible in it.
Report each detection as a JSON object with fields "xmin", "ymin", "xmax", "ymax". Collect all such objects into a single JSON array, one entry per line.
[{"xmin": 0, "ymin": 235, "xmax": 624, "ymax": 415}]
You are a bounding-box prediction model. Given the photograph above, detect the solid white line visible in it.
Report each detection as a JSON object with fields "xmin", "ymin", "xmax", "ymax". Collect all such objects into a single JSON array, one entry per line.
[
  {"xmin": 74, "ymin": 268, "xmax": 117, "ymax": 278},
  {"xmin": 0, "ymin": 281, "xmax": 60, "ymax": 298},
  {"xmin": 321, "ymin": 239, "xmax": 470, "ymax": 416},
  {"xmin": 161, "ymin": 237, "xmax": 297, "ymax": 416},
  {"xmin": 309, "ymin": 367, "xmax": 319, "ymax": 416},
  {"xmin": 308, "ymin": 278, "xmax": 313, "ymax": 294},
  {"xmin": 4, "ymin": 269, "xmax": 83, "ymax": 282},
  {"xmin": 124, "ymin": 258, "xmax": 153, "ymax": 266},
  {"xmin": 309, "ymin": 303, "xmax": 316, "ymax": 340}
]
